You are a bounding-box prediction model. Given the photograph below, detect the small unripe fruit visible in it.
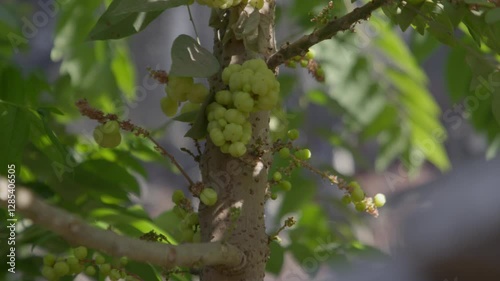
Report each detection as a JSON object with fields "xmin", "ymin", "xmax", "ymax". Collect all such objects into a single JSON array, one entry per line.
[
  {"xmin": 355, "ymin": 202, "xmax": 366, "ymax": 212},
  {"xmin": 120, "ymin": 256, "xmax": 128, "ymax": 266},
  {"xmin": 279, "ymin": 180, "xmax": 292, "ymax": 191},
  {"xmin": 172, "ymin": 190, "xmax": 185, "ymax": 205},
  {"xmin": 172, "ymin": 205, "xmax": 187, "ymax": 218},
  {"xmin": 200, "ymin": 188, "xmax": 218, "ymax": 206},
  {"xmin": 53, "ymin": 261, "xmax": 70, "ymax": 276},
  {"xmin": 93, "ymin": 123, "xmax": 121, "ymax": 148},
  {"xmin": 67, "ymin": 256, "xmax": 79, "ymax": 267},
  {"xmin": 286, "ymin": 60, "xmax": 297, "ymax": 68},
  {"xmin": 101, "ymin": 120, "xmax": 120, "ymax": 134},
  {"xmin": 43, "ymin": 254, "xmax": 56, "ymax": 266},
  {"xmin": 99, "ymin": 263, "xmax": 111, "ymax": 275},
  {"xmin": 349, "ymin": 182, "xmax": 364, "ymax": 202},
  {"xmin": 295, "ymin": 149, "xmax": 311, "ymax": 160},
  {"xmin": 42, "ymin": 266, "xmax": 56, "ymax": 280},
  {"xmin": 73, "ymin": 246, "xmax": 87, "ymax": 260},
  {"xmin": 273, "ymin": 171, "xmax": 282, "ymax": 181},
  {"xmin": 287, "ymin": 129, "xmax": 300, "ymax": 140},
  {"xmin": 341, "ymin": 195, "xmax": 351, "ymax": 205},
  {"xmin": 279, "ymin": 147, "xmax": 290, "ymax": 158},
  {"xmin": 374, "ymin": 193, "xmax": 386, "ymax": 207},
  {"xmin": 160, "ymin": 96, "xmax": 178, "ymax": 117},
  {"xmin": 271, "ymin": 193, "xmax": 278, "ymax": 200},
  {"xmin": 95, "ymin": 254, "xmax": 106, "ymax": 265},
  {"xmin": 300, "ymin": 60, "xmax": 308, "ymax": 67},
  {"xmin": 85, "ymin": 266, "xmax": 96, "ymax": 276},
  {"xmin": 305, "ymin": 50, "xmax": 315, "ymax": 60}
]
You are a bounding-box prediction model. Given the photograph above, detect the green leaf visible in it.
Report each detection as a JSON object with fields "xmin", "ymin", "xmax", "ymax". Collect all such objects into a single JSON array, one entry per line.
[
  {"xmin": 410, "ymin": 31, "xmax": 440, "ymax": 63},
  {"xmin": 173, "ymin": 110, "xmax": 199, "ymax": 122},
  {"xmin": 361, "ymin": 105, "xmax": 398, "ymax": 140},
  {"xmin": 170, "ymin": 34, "xmax": 220, "ymax": 78},
  {"xmin": 266, "ymin": 242, "xmax": 285, "ymax": 275},
  {"xmin": 74, "ymin": 159, "xmax": 140, "ymax": 199},
  {"xmin": 427, "ymin": 11, "xmax": 456, "ymax": 46},
  {"xmin": 0, "ymin": 103, "xmax": 30, "ymax": 172},
  {"xmin": 111, "ymin": 44, "xmax": 136, "ymax": 99},
  {"xmin": 110, "ymin": 0, "xmax": 190, "ymax": 15},
  {"xmin": 485, "ymin": 8, "xmax": 500, "ymax": 24},
  {"xmin": 445, "ymin": 46, "xmax": 472, "ymax": 102},
  {"xmin": 397, "ymin": 2, "xmax": 423, "ymax": 31},
  {"xmin": 89, "ymin": 0, "xmax": 166, "ymax": 40}
]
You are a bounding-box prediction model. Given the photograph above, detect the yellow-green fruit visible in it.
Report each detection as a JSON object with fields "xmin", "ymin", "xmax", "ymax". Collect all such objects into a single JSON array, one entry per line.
[
  {"xmin": 85, "ymin": 266, "xmax": 96, "ymax": 276},
  {"xmin": 188, "ymin": 83, "xmax": 209, "ymax": 103},
  {"xmin": 373, "ymin": 193, "xmax": 386, "ymax": 207},
  {"xmin": 160, "ymin": 96, "xmax": 178, "ymax": 117},
  {"xmin": 99, "ymin": 263, "xmax": 111, "ymax": 275},
  {"xmin": 180, "ymin": 102, "xmax": 201, "ymax": 114},
  {"xmin": 172, "ymin": 190, "xmax": 185, "ymax": 205},
  {"xmin": 73, "ymin": 246, "xmax": 87, "ymax": 260},
  {"xmin": 93, "ymin": 122, "xmax": 122, "ymax": 148},
  {"xmin": 355, "ymin": 202, "xmax": 366, "ymax": 212},
  {"xmin": 42, "ymin": 266, "xmax": 56, "ymax": 280},
  {"xmin": 279, "ymin": 180, "xmax": 292, "ymax": 191},
  {"xmin": 200, "ymin": 188, "xmax": 218, "ymax": 206},
  {"xmin": 43, "ymin": 254, "xmax": 56, "ymax": 266},
  {"xmin": 101, "ymin": 120, "xmax": 120, "ymax": 134},
  {"xmin": 53, "ymin": 261, "xmax": 70, "ymax": 276},
  {"xmin": 95, "ymin": 254, "xmax": 105, "ymax": 265},
  {"xmin": 349, "ymin": 182, "xmax": 365, "ymax": 202}
]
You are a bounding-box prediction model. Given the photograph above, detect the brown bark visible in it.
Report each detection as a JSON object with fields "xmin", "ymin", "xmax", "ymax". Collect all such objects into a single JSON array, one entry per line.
[{"xmin": 199, "ymin": 2, "xmax": 277, "ymax": 280}]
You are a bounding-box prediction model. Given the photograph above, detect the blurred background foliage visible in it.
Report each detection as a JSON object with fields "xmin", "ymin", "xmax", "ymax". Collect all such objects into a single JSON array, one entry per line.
[{"xmin": 0, "ymin": 0, "xmax": 499, "ymax": 280}]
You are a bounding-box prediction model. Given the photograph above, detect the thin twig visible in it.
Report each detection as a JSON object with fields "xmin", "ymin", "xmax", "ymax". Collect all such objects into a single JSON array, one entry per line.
[
  {"xmin": 146, "ymin": 135, "xmax": 195, "ymax": 186},
  {"xmin": 267, "ymin": 0, "xmax": 389, "ymax": 69},
  {"xmin": 0, "ymin": 184, "xmax": 246, "ymax": 269},
  {"xmin": 75, "ymin": 99, "xmax": 195, "ymax": 187},
  {"xmin": 186, "ymin": 4, "xmax": 200, "ymax": 44}
]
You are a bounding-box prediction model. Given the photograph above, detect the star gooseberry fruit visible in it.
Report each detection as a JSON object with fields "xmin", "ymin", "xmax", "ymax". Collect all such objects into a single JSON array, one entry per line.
[
  {"xmin": 200, "ymin": 188, "xmax": 218, "ymax": 206},
  {"xmin": 93, "ymin": 121, "xmax": 121, "ymax": 148}
]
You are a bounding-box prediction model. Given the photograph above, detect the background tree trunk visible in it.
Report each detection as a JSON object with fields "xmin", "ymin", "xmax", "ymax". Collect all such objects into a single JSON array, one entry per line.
[{"xmin": 199, "ymin": 2, "xmax": 277, "ymax": 280}]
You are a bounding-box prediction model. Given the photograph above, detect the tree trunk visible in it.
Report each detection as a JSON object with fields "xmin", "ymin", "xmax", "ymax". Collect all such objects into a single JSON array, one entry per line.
[{"xmin": 199, "ymin": 2, "xmax": 277, "ymax": 281}]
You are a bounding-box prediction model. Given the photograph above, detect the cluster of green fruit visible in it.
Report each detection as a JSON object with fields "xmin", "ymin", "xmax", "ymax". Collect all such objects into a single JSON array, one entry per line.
[
  {"xmin": 93, "ymin": 120, "xmax": 122, "ymax": 148},
  {"xmin": 161, "ymin": 76, "xmax": 208, "ymax": 117},
  {"xmin": 285, "ymin": 51, "xmax": 315, "ymax": 69},
  {"xmin": 196, "ymin": 0, "xmax": 263, "ymax": 9},
  {"xmin": 42, "ymin": 247, "xmax": 137, "ymax": 281},
  {"xmin": 284, "ymin": 50, "xmax": 325, "ymax": 82},
  {"xmin": 341, "ymin": 181, "xmax": 386, "ymax": 212},
  {"xmin": 171, "ymin": 188, "xmax": 217, "ymax": 242},
  {"xmin": 269, "ymin": 129, "xmax": 312, "ymax": 199},
  {"xmin": 207, "ymin": 59, "xmax": 280, "ymax": 157}
]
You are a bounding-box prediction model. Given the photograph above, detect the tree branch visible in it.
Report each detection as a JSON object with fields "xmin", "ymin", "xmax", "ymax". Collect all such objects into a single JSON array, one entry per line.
[
  {"xmin": 267, "ymin": 0, "xmax": 388, "ymax": 69},
  {"xmin": 0, "ymin": 181, "xmax": 245, "ymax": 270}
]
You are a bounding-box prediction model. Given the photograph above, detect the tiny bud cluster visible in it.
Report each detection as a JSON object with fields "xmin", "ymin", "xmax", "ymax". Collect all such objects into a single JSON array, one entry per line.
[{"xmin": 208, "ymin": 59, "xmax": 280, "ymax": 157}]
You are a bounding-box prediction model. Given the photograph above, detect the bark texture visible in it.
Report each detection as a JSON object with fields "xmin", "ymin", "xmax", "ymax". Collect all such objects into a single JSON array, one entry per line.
[{"xmin": 199, "ymin": 2, "xmax": 277, "ymax": 281}]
